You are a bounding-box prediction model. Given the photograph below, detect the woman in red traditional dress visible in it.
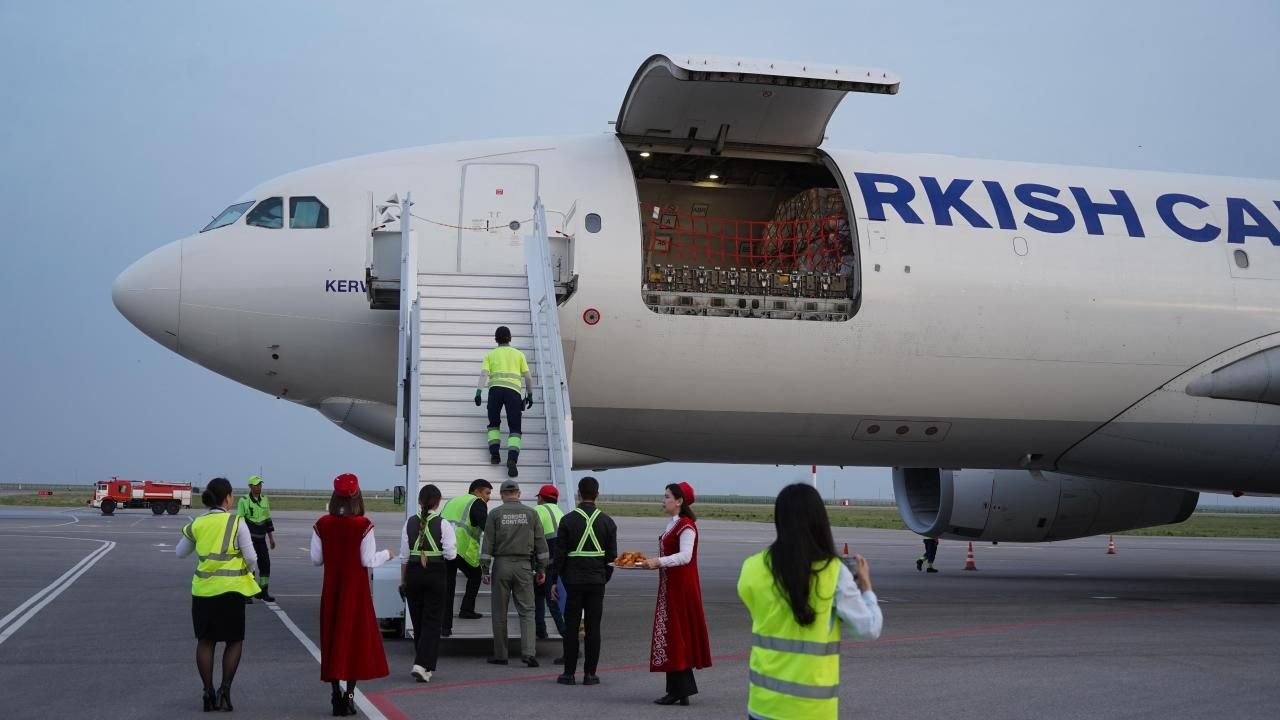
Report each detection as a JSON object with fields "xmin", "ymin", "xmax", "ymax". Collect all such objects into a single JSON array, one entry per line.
[
  {"xmin": 643, "ymin": 481, "xmax": 712, "ymax": 706},
  {"xmin": 311, "ymin": 473, "xmax": 393, "ymax": 716}
]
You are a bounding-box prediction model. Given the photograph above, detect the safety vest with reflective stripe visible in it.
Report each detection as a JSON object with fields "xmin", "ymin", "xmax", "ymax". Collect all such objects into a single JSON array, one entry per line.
[
  {"xmin": 534, "ymin": 503, "xmax": 564, "ymax": 540},
  {"xmin": 237, "ymin": 494, "xmax": 271, "ymax": 525},
  {"xmin": 441, "ymin": 494, "xmax": 481, "ymax": 566},
  {"xmin": 737, "ymin": 549, "xmax": 842, "ymax": 720},
  {"xmin": 567, "ymin": 508, "xmax": 604, "ymax": 557},
  {"xmin": 182, "ymin": 511, "xmax": 261, "ymax": 598},
  {"xmin": 411, "ymin": 512, "xmax": 444, "ymax": 558},
  {"xmin": 483, "ymin": 345, "xmax": 529, "ymax": 392}
]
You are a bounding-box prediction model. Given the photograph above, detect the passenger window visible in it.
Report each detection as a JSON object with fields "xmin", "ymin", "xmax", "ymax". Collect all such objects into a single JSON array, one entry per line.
[
  {"xmin": 290, "ymin": 196, "xmax": 330, "ymax": 229},
  {"xmin": 585, "ymin": 213, "xmax": 602, "ymax": 233},
  {"xmin": 247, "ymin": 197, "xmax": 284, "ymax": 229}
]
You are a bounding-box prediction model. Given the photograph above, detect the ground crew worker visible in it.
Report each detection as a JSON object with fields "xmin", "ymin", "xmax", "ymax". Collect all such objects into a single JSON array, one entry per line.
[
  {"xmin": 917, "ymin": 534, "xmax": 939, "ymax": 573},
  {"xmin": 236, "ymin": 474, "xmax": 275, "ymax": 602},
  {"xmin": 533, "ymin": 484, "xmax": 566, "ymax": 642},
  {"xmin": 440, "ymin": 479, "xmax": 491, "ymax": 635},
  {"xmin": 551, "ymin": 476, "xmax": 617, "ymax": 687},
  {"xmin": 400, "ymin": 484, "xmax": 457, "ymax": 683},
  {"xmin": 480, "ymin": 479, "xmax": 549, "ymax": 667},
  {"xmin": 737, "ymin": 483, "xmax": 883, "ymax": 720},
  {"xmin": 474, "ymin": 326, "xmax": 534, "ymax": 478}
]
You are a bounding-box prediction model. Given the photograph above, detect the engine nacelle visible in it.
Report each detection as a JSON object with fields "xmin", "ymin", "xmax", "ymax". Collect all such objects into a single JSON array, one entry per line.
[{"xmin": 893, "ymin": 468, "xmax": 1198, "ymax": 542}]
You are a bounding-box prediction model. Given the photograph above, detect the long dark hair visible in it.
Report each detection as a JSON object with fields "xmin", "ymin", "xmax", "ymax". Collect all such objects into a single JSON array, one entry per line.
[
  {"xmin": 665, "ymin": 483, "xmax": 696, "ymax": 521},
  {"xmin": 768, "ymin": 483, "xmax": 837, "ymax": 626},
  {"xmin": 201, "ymin": 477, "xmax": 232, "ymax": 508},
  {"xmin": 328, "ymin": 490, "xmax": 365, "ymax": 517},
  {"xmin": 419, "ymin": 484, "xmax": 441, "ymax": 513}
]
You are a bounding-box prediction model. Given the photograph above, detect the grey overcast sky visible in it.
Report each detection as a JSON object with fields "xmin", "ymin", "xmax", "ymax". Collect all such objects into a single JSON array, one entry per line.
[{"xmin": 1, "ymin": 1, "xmax": 1278, "ymax": 504}]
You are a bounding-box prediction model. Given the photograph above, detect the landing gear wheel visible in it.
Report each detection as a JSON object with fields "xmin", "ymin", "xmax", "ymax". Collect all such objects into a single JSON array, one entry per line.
[
  {"xmin": 100, "ymin": 499, "xmax": 116, "ymax": 516},
  {"xmin": 166, "ymin": 501, "xmax": 181, "ymax": 515},
  {"xmin": 151, "ymin": 503, "xmax": 165, "ymax": 515}
]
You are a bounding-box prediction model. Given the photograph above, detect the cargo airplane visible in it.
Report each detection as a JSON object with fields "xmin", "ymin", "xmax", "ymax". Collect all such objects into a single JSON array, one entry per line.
[{"xmin": 113, "ymin": 55, "xmax": 1280, "ymax": 543}]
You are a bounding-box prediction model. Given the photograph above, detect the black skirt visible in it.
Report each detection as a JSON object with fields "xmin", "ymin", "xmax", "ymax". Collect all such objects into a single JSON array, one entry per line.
[{"xmin": 191, "ymin": 592, "xmax": 247, "ymax": 642}]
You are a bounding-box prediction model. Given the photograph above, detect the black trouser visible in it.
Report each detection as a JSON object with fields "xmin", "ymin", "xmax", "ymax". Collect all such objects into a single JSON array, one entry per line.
[
  {"xmin": 404, "ymin": 563, "xmax": 446, "ymax": 670},
  {"xmin": 444, "ymin": 558, "xmax": 481, "ymax": 629},
  {"xmin": 666, "ymin": 669, "xmax": 698, "ymax": 698},
  {"xmin": 486, "ymin": 386, "xmax": 523, "ymax": 462},
  {"xmin": 923, "ymin": 538, "xmax": 938, "ymax": 563},
  {"xmin": 534, "ymin": 578, "xmax": 565, "ymax": 637},
  {"xmin": 562, "ymin": 583, "xmax": 605, "ymax": 674},
  {"xmin": 251, "ymin": 536, "xmax": 270, "ymax": 589}
]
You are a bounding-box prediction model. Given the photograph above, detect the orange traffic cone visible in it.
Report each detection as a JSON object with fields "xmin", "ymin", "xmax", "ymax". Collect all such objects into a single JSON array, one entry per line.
[
  {"xmin": 842, "ymin": 542, "xmax": 849, "ymax": 557},
  {"xmin": 1106, "ymin": 535, "xmax": 1116, "ymax": 555},
  {"xmin": 963, "ymin": 541, "xmax": 978, "ymax": 571}
]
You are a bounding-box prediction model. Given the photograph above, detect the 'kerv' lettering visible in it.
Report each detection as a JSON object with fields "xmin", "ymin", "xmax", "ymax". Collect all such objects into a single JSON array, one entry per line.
[{"xmin": 325, "ymin": 280, "xmax": 369, "ymax": 293}]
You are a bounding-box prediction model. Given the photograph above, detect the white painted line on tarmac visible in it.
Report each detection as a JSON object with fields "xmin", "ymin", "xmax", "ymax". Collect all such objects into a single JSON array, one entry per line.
[
  {"xmin": 0, "ymin": 539, "xmax": 114, "ymax": 645},
  {"xmin": 266, "ymin": 601, "xmax": 388, "ymax": 720}
]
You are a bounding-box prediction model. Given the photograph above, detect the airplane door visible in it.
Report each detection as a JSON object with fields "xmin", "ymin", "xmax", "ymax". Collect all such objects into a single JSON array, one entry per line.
[{"xmin": 458, "ymin": 163, "xmax": 539, "ymax": 274}]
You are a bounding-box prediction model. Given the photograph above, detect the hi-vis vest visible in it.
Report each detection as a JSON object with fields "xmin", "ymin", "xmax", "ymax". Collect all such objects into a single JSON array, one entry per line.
[
  {"xmin": 483, "ymin": 345, "xmax": 529, "ymax": 392},
  {"xmin": 411, "ymin": 512, "xmax": 444, "ymax": 559},
  {"xmin": 441, "ymin": 494, "xmax": 482, "ymax": 567},
  {"xmin": 183, "ymin": 511, "xmax": 260, "ymax": 598},
  {"xmin": 534, "ymin": 503, "xmax": 564, "ymax": 540},
  {"xmin": 237, "ymin": 494, "xmax": 271, "ymax": 525},
  {"xmin": 567, "ymin": 508, "xmax": 604, "ymax": 558},
  {"xmin": 737, "ymin": 550, "xmax": 842, "ymax": 720}
]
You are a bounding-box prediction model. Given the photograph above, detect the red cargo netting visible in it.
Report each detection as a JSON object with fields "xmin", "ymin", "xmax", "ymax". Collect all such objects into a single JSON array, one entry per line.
[{"xmin": 643, "ymin": 203, "xmax": 848, "ymax": 272}]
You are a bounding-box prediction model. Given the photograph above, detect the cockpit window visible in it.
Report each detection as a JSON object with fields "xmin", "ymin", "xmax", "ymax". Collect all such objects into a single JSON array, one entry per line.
[
  {"xmin": 246, "ymin": 197, "xmax": 284, "ymax": 229},
  {"xmin": 290, "ymin": 197, "xmax": 330, "ymax": 229},
  {"xmin": 200, "ymin": 201, "xmax": 254, "ymax": 233}
]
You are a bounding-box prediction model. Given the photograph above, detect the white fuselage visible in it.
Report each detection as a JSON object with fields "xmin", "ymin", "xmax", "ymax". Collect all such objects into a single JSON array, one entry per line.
[{"xmin": 113, "ymin": 133, "xmax": 1280, "ymax": 494}]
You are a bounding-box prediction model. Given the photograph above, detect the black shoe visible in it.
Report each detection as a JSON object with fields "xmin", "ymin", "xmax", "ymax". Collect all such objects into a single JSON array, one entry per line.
[
  {"xmin": 330, "ymin": 689, "xmax": 343, "ymax": 717},
  {"xmin": 507, "ymin": 460, "xmax": 518, "ymax": 478},
  {"xmin": 522, "ymin": 655, "xmax": 539, "ymax": 667},
  {"xmin": 202, "ymin": 689, "xmax": 217, "ymax": 712},
  {"xmin": 487, "ymin": 658, "xmax": 509, "ymax": 665},
  {"xmin": 244, "ymin": 596, "xmax": 253, "ymax": 605},
  {"xmin": 490, "ymin": 454, "xmax": 501, "ymax": 465},
  {"xmin": 260, "ymin": 592, "xmax": 275, "ymax": 602},
  {"xmin": 458, "ymin": 610, "xmax": 482, "ymax": 619},
  {"xmin": 344, "ymin": 691, "xmax": 356, "ymax": 716},
  {"xmin": 536, "ymin": 631, "xmax": 549, "ymax": 640},
  {"xmin": 553, "ymin": 656, "xmax": 564, "ymax": 665},
  {"xmin": 582, "ymin": 674, "xmax": 600, "ymax": 686},
  {"xmin": 654, "ymin": 695, "xmax": 689, "ymax": 706},
  {"xmin": 440, "ymin": 628, "xmax": 452, "ymax": 637},
  {"xmin": 926, "ymin": 567, "xmax": 938, "ymax": 573},
  {"xmin": 216, "ymin": 686, "xmax": 233, "ymax": 712},
  {"xmin": 916, "ymin": 558, "xmax": 924, "ymax": 572},
  {"xmin": 556, "ymin": 674, "xmax": 575, "ymax": 685}
]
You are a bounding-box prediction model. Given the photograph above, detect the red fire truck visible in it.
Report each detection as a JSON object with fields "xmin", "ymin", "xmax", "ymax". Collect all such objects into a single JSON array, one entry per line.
[{"xmin": 91, "ymin": 477, "xmax": 193, "ymax": 516}]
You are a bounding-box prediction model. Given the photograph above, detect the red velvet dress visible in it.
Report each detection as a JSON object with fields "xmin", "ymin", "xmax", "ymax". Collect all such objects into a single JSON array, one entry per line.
[
  {"xmin": 649, "ymin": 517, "xmax": 712, "ymax": 672},
  {"xmin": 315, "ymin": 514, "xmax": 389, "ymax": 682}
]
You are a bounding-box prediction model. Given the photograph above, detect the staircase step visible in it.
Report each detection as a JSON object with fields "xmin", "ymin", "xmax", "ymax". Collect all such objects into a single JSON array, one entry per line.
[
  {"xmin": 419, "ymin": 273, "xmax": 528, "ymax": 288},
  {"xmin": 419, "ymin": 400, "xmax": 546, "ymax": 422},
  {"xmin": 417, "ymin": 465, "xmax": 552, "ymax": 485},
  {"xmin": 421, "ymin": 309, "xmax": 532, "ymax": 324},
  {"xmin": 421, "ymin": 334, "xmax": 534, "ymax": 350},
  {"xmin": 419, "ymin": 285, "xmax": 530, "ymax": 301},
  {"xmin": 420, "ymin": 432, "xmax": 549, "ymax": 451},
  {"xmin": 419, "ymin": 416, "xmax": 548, "ymax": 434},
  {"xmin": 420, "ymin": 386, "xmax": 547, "ymax": 406},
  {"xmin": 418, "ymin": 321, "xmax": 533, "ymax": 337},
  {"xmin": 419, "ymin": 360, "xmax": 539, "ymax": 377},
  {"xmin": 419, "ymin": 297, "xmax": 529, "ymax": 312}
]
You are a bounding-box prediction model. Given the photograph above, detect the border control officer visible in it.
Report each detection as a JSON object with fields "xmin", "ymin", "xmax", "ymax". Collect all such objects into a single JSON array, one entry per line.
[{"xmin": 480, "ymin": 479, "xmax": 549, "ymax": 667}]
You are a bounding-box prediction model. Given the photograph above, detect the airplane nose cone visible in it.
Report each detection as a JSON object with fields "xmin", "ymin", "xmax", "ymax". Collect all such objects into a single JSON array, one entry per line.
[{"xmin": 112, "ymin": 241, "xmax": 181, "ymax": 350}]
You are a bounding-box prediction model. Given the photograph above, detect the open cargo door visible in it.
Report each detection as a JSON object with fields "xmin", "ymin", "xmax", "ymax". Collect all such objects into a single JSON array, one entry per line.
[{"xmin": 617, "ymin": 54, "xmax": 899, "ymax": 153}]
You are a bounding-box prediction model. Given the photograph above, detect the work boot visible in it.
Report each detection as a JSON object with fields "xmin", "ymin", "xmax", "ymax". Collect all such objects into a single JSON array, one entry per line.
[
  {"xmin": 916, "ymin": 558, "xmax": 924, "ymax": 572},
  {"xmin": 507, "ymin": 459, "xmax": 519, "ymax": 478},
  {"xmin": 926, "ymin": 566, "xmax": 938, "ymax": 573}
]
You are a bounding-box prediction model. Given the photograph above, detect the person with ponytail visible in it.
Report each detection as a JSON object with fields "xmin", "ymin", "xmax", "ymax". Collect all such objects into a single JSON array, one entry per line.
[
  {"xmin": 176, "ymin": 477, "xmax": 261, "ymax": 712},
  {"xmin": 736, "ymin": 483, "xmax": 883, "ymax": 720},
  {"xmin": 642, "ymin": 481, "xmax": 712, "ymax": 706},
  {"xmin": 398, "ymin": 483, "xmax": 456, "ymax": 683}
]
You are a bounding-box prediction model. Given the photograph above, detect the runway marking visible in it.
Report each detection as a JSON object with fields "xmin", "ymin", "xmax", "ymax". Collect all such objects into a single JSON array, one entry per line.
[
  {"xmin": 0, "ymin": 511, "xmax": 81, "ymax": 530},
  {"xmin": 266, "ymin": 601, "xmax": 388, "ymax": 720},
  {"xmin": 364, "ymin": 605, "xmax": 1192, "ymax": 713},
  {"xmin": 0, "ymin": 538, "xmax": 114, "ymax": 646}
]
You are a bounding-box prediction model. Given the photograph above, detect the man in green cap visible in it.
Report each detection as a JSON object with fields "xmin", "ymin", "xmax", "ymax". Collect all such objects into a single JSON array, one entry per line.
[{"xmin": 237, "ymin": 475, "xmax": 275, "ymax": 602}]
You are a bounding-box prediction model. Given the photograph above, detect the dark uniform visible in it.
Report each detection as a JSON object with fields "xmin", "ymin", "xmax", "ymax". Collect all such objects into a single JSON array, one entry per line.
[
  {"xmin": 480, "ymin": 485, "xmax": 549, "ymax": 663},
  {"xmin": 549, "ymin": 501, "xmax": 618, "ymax": 678},
  {"xmin": 404, "ymin": 511, "xmax": 449, "ymax": 675}
]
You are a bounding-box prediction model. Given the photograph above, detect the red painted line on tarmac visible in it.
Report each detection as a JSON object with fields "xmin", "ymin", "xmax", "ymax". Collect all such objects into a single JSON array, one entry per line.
[{"xmin": 366, "ymin": 605, "xmax": 1190, "ymax": 714}]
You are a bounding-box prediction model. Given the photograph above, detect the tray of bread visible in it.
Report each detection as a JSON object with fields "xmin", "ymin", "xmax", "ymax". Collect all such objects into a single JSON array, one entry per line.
[{"xmin": 612, "ymin": 551, "xmax": 649, "ymax": 568}]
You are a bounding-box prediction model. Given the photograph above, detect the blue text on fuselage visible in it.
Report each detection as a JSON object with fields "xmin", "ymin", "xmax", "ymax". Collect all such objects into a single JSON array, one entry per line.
[
  {"xmin": 326, "ymin": 280, "xmax": 368, "ymax": 293},
  {"xmin": 853, "ymin": 172, "xmax": 1280, "ymax": 245}
]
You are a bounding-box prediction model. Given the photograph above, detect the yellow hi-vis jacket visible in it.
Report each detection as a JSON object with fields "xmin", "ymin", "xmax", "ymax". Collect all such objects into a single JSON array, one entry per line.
[
  {"xmin": 534, "ymin": 503, "xmax": 564, "ymax": 540},
  {"xmin": 483, "ymin": 345, "xmax": 529, "ymax": 392},
  {"xmin": 441, "ymin": 494, "xmax": 482, "ymax": 567},
  {"xmin": 183, "ymin": 511, "xmax": 261, "ymax": 598},
  {"xmin": 737, "ymin": 550, "xmax": 842, "ymax": 720}
]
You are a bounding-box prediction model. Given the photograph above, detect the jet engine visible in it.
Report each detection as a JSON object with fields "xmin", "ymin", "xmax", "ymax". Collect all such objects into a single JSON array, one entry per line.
[{"xmin": 893, "ymin": 468, "xmax": 1198, "ymax": 542}]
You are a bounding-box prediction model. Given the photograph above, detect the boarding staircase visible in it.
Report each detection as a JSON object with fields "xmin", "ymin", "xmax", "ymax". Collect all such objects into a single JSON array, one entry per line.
[{"xmin": 370, "ymin": 195, "xmax": 573, "ymax": 640}]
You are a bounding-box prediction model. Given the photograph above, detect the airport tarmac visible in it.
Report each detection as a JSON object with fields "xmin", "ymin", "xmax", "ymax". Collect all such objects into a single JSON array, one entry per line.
[{"xmin": 1, "ymin": 506, "xmax": 1278, "ymax": 719}]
